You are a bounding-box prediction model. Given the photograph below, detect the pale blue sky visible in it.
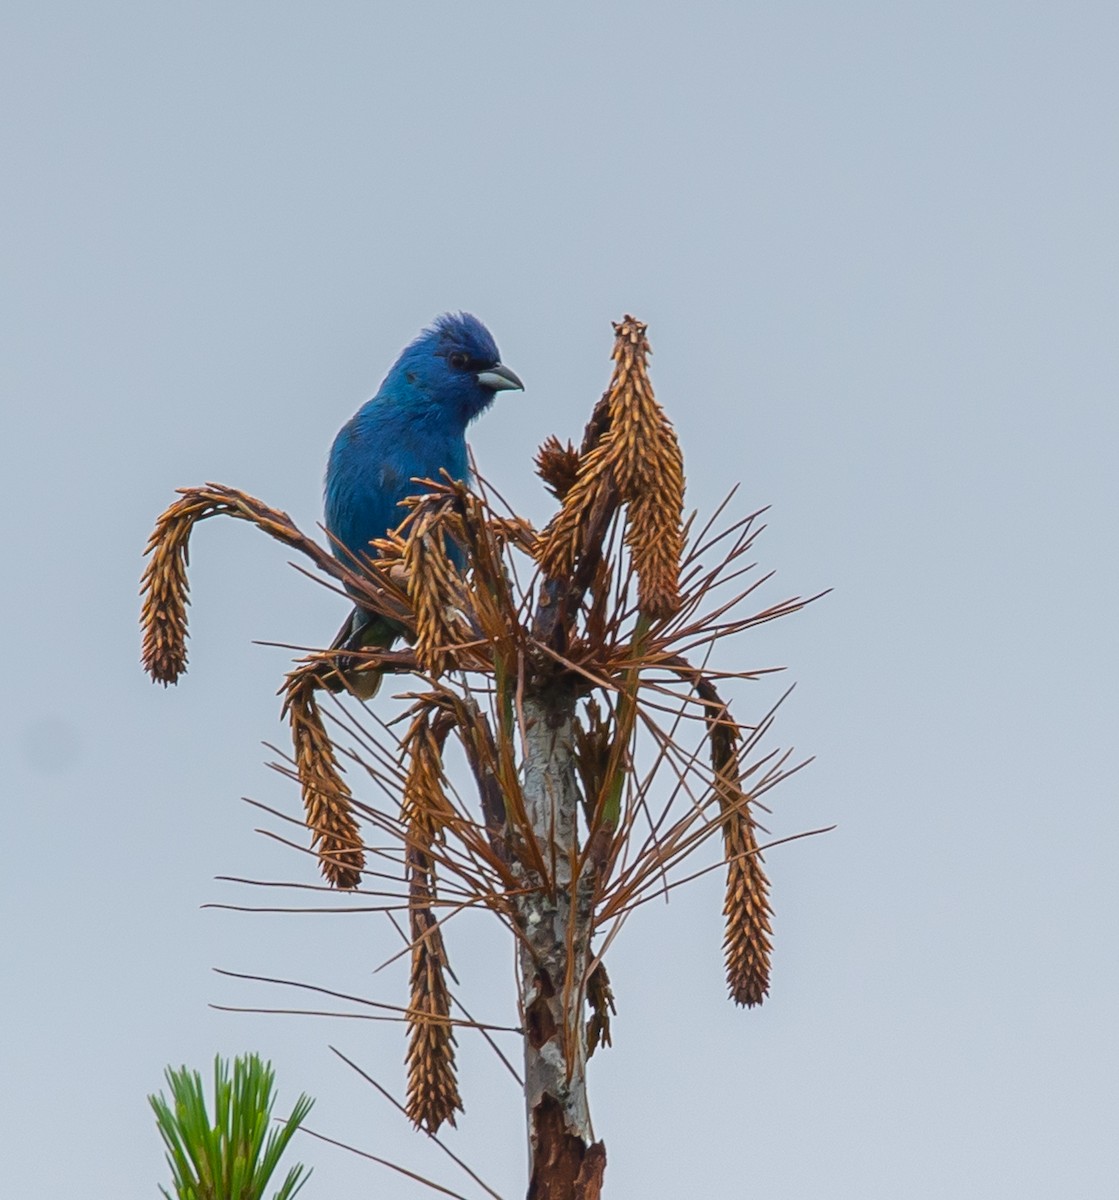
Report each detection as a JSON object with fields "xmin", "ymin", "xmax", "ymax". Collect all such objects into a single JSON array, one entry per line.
[{"xmin": 3, "ymin": 3, "xmax": 1117, "ymax": 1196}]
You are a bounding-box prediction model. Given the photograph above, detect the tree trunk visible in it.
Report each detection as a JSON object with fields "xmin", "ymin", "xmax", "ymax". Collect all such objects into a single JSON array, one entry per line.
[{"xmin": 515, "ymin": 690, "xmax": 606, "ymax": 1200}]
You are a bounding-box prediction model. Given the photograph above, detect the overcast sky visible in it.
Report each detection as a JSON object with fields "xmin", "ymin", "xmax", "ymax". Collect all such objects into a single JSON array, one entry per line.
[{"xmin": 3, "ymin": 3, "xmax": 1117, "ymax": 1197}]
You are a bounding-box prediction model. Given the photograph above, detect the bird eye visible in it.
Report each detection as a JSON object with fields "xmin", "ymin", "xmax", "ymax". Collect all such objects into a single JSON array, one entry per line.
[{"xmin": 448, "ymin": 351, "xmax": 469, "ymax": 370}]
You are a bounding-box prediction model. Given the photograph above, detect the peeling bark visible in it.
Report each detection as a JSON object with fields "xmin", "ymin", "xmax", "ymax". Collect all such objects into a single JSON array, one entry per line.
[
  {"xmin": 515, "ymin": 691, "xmax": 605, "ymax": 1199},
  {"xmin": 527, "ymin": 1097, "xmax": 606, "ymax": 1200}
]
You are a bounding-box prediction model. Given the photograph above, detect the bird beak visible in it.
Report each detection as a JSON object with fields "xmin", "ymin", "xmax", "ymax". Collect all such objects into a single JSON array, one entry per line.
[{"xmin": 476, "ymin": 363, "xmax": 524, "ymax": 392}]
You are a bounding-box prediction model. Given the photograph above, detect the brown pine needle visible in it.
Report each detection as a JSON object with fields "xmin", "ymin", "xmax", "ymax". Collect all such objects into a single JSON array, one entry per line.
[
  {"xmin": 330, "ymin": 1047, "xmax": 509, "ymax": 1200},
  {"xmin": 299, "ymin": 1123, "xmax": 477, "ymax": 1200},
  {"xmin": 212, "ymin": 968, "xmax": 520, "ymax": 1034}
]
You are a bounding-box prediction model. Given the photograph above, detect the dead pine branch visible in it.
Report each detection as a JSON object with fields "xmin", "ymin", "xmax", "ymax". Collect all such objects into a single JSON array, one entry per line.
[{"xmin": 139, "ymin": 314, "xmax": 822, "ymax": 1200}]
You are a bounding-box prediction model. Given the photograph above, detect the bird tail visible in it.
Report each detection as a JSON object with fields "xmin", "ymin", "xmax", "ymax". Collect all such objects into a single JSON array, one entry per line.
[{"xmin": 320, "ymin": 608, "xmax": 399, "ymax": 699}]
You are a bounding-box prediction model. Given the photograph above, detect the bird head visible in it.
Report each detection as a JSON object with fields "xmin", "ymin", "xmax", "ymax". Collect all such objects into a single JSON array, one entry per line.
[{"xmin": 387, "ymin": 312, "xmax": 523, "ymax": 425}]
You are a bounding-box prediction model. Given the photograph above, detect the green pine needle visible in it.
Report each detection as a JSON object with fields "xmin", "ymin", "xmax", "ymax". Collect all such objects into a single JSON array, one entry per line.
[{"xmin": 150, "ymin": 1054, "xmax": 313, "ymax": 1200}]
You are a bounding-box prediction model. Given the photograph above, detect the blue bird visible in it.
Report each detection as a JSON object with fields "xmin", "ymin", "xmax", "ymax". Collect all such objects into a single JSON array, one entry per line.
[{"xmin": 323, "ymin": 313, "xmax": 523, "ymax": 695}]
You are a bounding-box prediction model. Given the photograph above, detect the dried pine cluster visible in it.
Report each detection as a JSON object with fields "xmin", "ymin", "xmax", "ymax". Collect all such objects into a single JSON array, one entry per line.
[
  {"xmin": 140, "ymin": 317, "xmax": 817, "ymax": 1132},
  {"xmin": 400, "ymin": 710, "xmax": 461, "ymax": 1132}
]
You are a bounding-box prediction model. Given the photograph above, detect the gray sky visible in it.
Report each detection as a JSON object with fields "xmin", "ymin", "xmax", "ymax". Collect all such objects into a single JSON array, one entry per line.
[{"xmin": 3, "ymin": 2, "xmax": 1117, "ymax": 1196}]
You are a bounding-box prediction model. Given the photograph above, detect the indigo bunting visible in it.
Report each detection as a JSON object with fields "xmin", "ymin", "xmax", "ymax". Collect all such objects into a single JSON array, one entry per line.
[{"xmin": 324, "ymin": 312, "xmax": 523, "ymax": 694}]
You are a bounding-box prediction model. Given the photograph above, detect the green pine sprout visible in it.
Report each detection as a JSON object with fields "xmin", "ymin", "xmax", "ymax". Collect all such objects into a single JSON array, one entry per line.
[{"xmin": 150, "ymin": 1054, "xmax": 313, "ymax": 1200}]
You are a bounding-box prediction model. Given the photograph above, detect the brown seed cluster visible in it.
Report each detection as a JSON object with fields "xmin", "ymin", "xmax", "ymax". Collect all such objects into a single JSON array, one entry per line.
[
  {"xmin": 403, "ymin": 503, "xmax": 470, "ymax": 679},
  {"xmin": 140, "ymin": 499, "xmax": 195, "ymax": 685},
  {"xmin": 282, "ymin": 667, "xmax": 365, "ymax": 889},
  {"xmin": 141, "ymin": 484, "xmax": 368, "ymax": 686},
  {"xmin": 405, "ymin": 904, "xmax": 461, "ymax": 1134},
  {"xmin": 535, "ymin": 435, "xmax": 582, "ymax": 501},
  {"xmin": 605, "ymin": 318, "xmax": 685, "ymax": 620},
  {"xmin": 721, "ymin": 804, "xmax": 773, "ymax": 1008},
  {"xmin": 535, "ymin": 317, "xmax": 684, "ymax": 620},
  {"xmin": 402, "ymin": 713, "xmax": 462, "ymax": 1133},
  {"xmin": 534, "ymin": 435, "xmax": 614, "ymax": 583},
  {"xmin": 703, "ymin": 685, "xmax": 773, "ymax": 1007}
]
